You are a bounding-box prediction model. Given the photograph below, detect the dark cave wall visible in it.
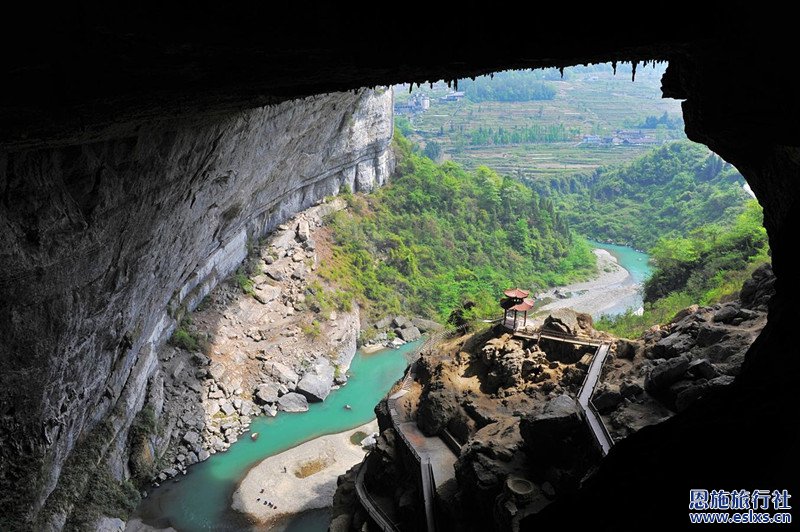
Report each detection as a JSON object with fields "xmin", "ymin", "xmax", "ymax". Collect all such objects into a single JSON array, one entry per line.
[
  {"xmin": 0, "ymin": 5, "xmax": 797, "ymax": 530},
  {"xmin": 0, "ymin": 88, "xmax": 393, "ymax": 526}
]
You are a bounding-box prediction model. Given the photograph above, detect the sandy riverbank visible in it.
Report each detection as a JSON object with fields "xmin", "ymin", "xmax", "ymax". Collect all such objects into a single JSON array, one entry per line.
[
  {"xmin": 535, "ymin": 249, "xmax": 640, "ymax": 318},
  {"xmin": 231, "ymin": 420, "xmax": 378, "ymax": 525}
]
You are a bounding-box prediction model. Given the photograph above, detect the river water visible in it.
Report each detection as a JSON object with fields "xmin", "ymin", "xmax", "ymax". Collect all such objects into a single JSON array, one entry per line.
[
  {"xmin": 587, "ymin": 240, "xmax": 652, "ymax": 317},
  {"xmin": 134, "ymin": 341, "xmax": 421, "ymax": 531}
]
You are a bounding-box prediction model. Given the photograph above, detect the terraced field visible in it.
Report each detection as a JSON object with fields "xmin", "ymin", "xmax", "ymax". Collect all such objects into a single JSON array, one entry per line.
[{"xmin": 397, "ymin": 63, "xmax": 684, "ymax": 181}]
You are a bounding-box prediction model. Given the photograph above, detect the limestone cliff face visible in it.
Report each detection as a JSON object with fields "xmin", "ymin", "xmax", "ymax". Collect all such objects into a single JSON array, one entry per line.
[{"xmin": 0, "ymin": 88, "xmax": 393, "ymax": 527}]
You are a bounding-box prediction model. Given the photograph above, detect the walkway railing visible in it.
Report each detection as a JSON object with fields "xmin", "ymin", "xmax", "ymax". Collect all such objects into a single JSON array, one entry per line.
[
  {"xmin": 355, "ymin": 457, "xmax": 402, "ymax": 532},
  {"xmin": 576, "ymin": 343, "xmax": 614, "ymax": 455}
]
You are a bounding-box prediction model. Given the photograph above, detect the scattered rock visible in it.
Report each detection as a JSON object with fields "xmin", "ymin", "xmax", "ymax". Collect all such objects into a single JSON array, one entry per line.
[
  {"xmin": 198, "ymin": 450, "xmax": 210, "ymax": 461},
  {"xmin": 620, "ymin": 381, "xmax": 643, "ymax": 399},
  {"xmin": 265, "ymin": 268, "xmax": 285, "ymax": 282},
  {"xmin": 651, "ymin": 332, "xmax": 694, "ymax": 359},
  {"xmin": 645, "ymin": 355, "xmax": 690, "ymax": 394},
  {"xmin": 278, "ymin": 392, "xmax": 309, "ymax": 413},
  {"xmin": 615, "ymin": 338, "xmax": 642, "ymax": 360},
  {"xmin": 739, "ymin": 263, "xmax": 775, "ymax": 310},
  {"xmin": 687, "ymin": 359, "xmax": 719, "ymax": 379},
  {"xmin": 253, "ymin": 284, "xmax": 281, "ymax": 304},
  {"xmin": 183, "ymin": 431, "xmax": 200, "ymax": 446},
  {"xmin": 297, "ymin": 220, "xmax": 311, "ymax": 242},
  {"xmin": 592, "ymin": 389, "xmax": 623, "ymax": 414},
  {"xmin": 291, "ymin": 266, "xmax": 307, "ymax": 280},
  {"xmin": 220, "ymin": 402, "xmax": 236, "ymax": 416},
  {"xmin": 713, "ymin": 304, "xmax": 740, "ymax": 324},
  {"xmin": 209, "ymin": 363, "xmax": 227, "ymax": 381}
]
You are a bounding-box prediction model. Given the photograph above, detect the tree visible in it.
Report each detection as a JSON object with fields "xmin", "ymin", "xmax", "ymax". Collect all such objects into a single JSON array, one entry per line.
[{"xmin": 424, "ymin": 141, "xmax": 442, "ymax": 162}]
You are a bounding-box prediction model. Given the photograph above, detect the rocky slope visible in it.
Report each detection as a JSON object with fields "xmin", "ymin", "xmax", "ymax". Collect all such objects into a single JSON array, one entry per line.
[
  {"xmin": 596, "ymin": 263, "xmax": 774, "ymax": 440},
  {"xmin": 0, "ymin": 88, "xmax": 393, "ymax": 529},
  {"xmin": 332, "ymin": 265, "xmax": 774, "ymax": 531},
  {"xmin": 141, "ymin": 198, "xmax": 364, "ymax": 484}
]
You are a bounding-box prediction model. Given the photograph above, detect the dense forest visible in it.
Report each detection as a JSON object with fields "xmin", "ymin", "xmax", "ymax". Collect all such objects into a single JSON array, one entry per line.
[
  {"xmin": 321, "ymin": 132, "xmax": 595, "ymax": 325},
  {"xmin": 597, "ymin": 200, "xmax": 769, "ymax": 337},
  {"xmin": 459, "ymin": 71, "xmax": 557, "ymax": 102},
  {"xmin": 537, "ymin": 141, "xmax": 749, "ymax": 250}
]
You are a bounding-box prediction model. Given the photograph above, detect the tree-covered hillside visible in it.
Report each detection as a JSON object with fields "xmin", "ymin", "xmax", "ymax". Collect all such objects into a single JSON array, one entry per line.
[
  {"xmin": 597, "ymin": 200, "xmax": 769, "ymax": 337},
  {"xmin": 321, "ymin": 132, "xmax": 595, "ymax": 323},
  {"xmin": 536, "ymin": 141, "xmax": 749, "ymax": 250}
]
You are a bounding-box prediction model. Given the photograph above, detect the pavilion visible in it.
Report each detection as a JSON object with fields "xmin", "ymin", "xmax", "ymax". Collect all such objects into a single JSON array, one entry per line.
[{"xmin": 501, "ymin": 288, "xmax": 535, "ymax": 330}]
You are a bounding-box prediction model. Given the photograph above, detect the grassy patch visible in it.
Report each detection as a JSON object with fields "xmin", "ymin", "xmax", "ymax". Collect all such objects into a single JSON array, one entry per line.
[
  {"xmin": 349, "ymin": 431, "xmax": 368, "ymax": 445},
  {"xmin": 301, "ymin": 320, "xmax": 322, "ymax": 339},
  {"xmin": 293, "ymin": 457, "xmax": 329, "ymax": 478},
  {"xmin": 235, "ymin": 269, "xmax": 255, "ymax": 296}
]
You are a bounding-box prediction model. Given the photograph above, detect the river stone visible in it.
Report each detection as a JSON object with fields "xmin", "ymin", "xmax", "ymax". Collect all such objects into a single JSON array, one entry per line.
[
  {"xmin": 296, "ymin": 359, "xmax": 335, "ymax": 402},
  {"xmin": 198, "ymin": 450, "xmax": 210, "ymax": 462},
  {"xmin": 254, "ymin": 382, "xmax": 280, "ymax": 404},
  {"xmin": 278, "ymin": 392, "xmax": 309, "ymax": 412},
  {"xmin": 396, "ymin": 326, "xmax": 421, "ymax": 342}
]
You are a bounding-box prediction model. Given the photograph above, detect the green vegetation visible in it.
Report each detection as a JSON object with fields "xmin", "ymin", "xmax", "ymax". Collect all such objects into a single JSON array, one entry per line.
[
  {"xmin": 235, "ymin": 269, "xmax": 255, "ymax": 296},
  {"xmin": 322, "ymin": 132, "xmax": 595, "ymax": 322},
  {"xmin": 597, "ymin": 201, "xmax": 769, "ymax": 337},
  {"xmin": 542, "ymin": 141, "xmax": 748, "ymax": 250},
  {"xmin": 169, "ymin": 315, "xmax": 208, "ymax": 353},
  {"xmin": 468, "ymin": 123, "xmax": 578, "ymax": 145},
  {"xmin": 460, "ymin": 71, "xmax": 557, "ymax": 102},
  {"xmin": 301, "ymin": 319, "xmax": 322, "ymax": 339}
]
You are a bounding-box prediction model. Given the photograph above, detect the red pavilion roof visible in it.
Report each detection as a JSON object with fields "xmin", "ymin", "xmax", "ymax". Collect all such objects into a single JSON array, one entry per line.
[
  {"xmin": 504, "ymin": 287, "xmax": 530, "ymax": 299},
  {"xmin": 510, "ymin": 298, "xmax": 535, "ymax": 312}
]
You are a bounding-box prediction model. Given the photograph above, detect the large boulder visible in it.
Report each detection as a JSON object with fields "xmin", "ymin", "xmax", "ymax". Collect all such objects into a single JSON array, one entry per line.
[
  {"xmin": 713, "ymin": 303, "xmax": 740, "ymax": 324},
  {"xmin": 296, "ymin": 359, "xmax": 335, "ymax": 402},
  {"xmin": 739, "ymin": 263, "xmax": 775, "ymax": 310},
  {"xmin": 542, "ymin": 309, "xmax": 594, "ymax": 336},
  {"xmin": 267, "ymin": 361, "xmax": 299, "ymax": 387},
  {"xmin": 396, "ymin": 326, "xmax": 421, "ymax": 342},
  {"xmin": 651, "ymin": 332, "xmax": 694, "ymax": 359},
  {"xmin": 615, "ymin": 338, "xmax": 643, "ymax": 360},
  {"xmin": 645, "ymin": 355, "xmax": 690, "ymax": 394},
  {"xmin": 254, "ymin": 382, "xmax": 280, "ymax": 404},
  {"xmin": 592, "ymin": 388, "xmax": 623, "ymax": 414},
  {"xmin": 392, "ymin": 316, "xmax": 410, "ymax": 328},
  {"xmin": 412, "ymin": 317, "xmax": 441, "ymax": 333},
  {"xmin": 278, "ymin": 392, "xmax": 309, "ymax": 412}
]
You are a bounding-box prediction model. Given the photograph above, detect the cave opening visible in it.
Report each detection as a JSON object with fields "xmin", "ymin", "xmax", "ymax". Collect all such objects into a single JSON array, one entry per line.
[{"xmin": 1, "ymin": 8, "xmax": 798, "ymax": 531}]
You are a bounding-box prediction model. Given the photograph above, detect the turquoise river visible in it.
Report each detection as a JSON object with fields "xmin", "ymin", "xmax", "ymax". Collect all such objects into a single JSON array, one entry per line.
[
  {"xmin": 588, "ymin": 240, "xmax": 653, "ymax": 316},
  {"xmin": 135, "ymin": 340, "xmax": 421, "ymax": 531}
]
